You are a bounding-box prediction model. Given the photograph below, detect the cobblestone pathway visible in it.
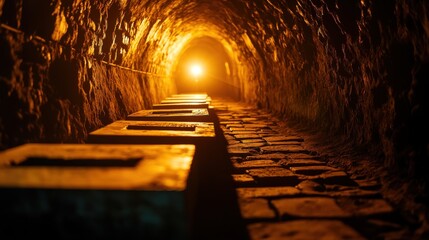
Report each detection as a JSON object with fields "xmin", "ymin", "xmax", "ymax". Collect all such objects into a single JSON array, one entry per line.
[{"xmin": 213, "ymin": 99, "xmax": 412, "ymax": 240}]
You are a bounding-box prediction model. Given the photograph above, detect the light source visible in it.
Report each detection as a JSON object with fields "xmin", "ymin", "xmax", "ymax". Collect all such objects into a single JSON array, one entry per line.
[{"xmin": 189, "ymin": 63, "xmax": 203, "ymax": 81}]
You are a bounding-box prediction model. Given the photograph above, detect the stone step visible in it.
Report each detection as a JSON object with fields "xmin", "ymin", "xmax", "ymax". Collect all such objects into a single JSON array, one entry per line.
[{"xmin": 152, "ymin": 102, "xmax": 210, "ymax": 109}]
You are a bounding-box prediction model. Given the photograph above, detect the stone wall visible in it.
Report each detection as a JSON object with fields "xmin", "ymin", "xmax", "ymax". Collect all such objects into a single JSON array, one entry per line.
[{"xmin": 0, "ymin": 0, "xmax": 175, "ymax": 149}]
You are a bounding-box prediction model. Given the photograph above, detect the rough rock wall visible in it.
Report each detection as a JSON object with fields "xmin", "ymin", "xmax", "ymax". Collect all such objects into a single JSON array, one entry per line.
[
  {"xmin": 236, "ymin": 0, "xmax": 429, "ymax": 178},
  {"xmin": 0, "ymin": 0, "xmax": 428, "ymax": 180},
  {"xmin": 0, "ymin": 0, "xmax": 175, "ymax": 149}
]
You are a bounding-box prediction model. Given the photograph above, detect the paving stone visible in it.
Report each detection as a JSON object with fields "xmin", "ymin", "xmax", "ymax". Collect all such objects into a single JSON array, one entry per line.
[
  {"xmin": 224, "ymin": 135, "xmax": 235, "ymax": 140},
  {"xmin": 267, "ymin": 141, "xmax": 302, "ymax": 146},
  {"xmin": 226, "ymin": 124, "xmax": 244, "ymax": 128},
  {"xmin": 227, "ymin": 148, "xmax": 258, "ymax": 157},
  {"xmin": 229, "ymin": 142, "xmax": 266, "ymax": 149},
  {"xmin": 355, "ymin": 179, "xmax": 382, "ymax": 190},
  {"xmin": 230, "ymin": 156, "xmax": 243, "ymax": 162},
  {"xmin": 328, "ymin": 189, "xmax": 381, "ymax": 198},
  {"xmin": 290, "ymin": 165, "xmax": 339, "ymax": 175},
  {"xmin": 320, "ymin": 171, "xmax": 357, "ymax": 186},
  {"xmin": 234, "ymin": 134, "xmax": 261, "ymax": 140},
  {"xmin": 238, "ymin": 198, "xmax": 276, "ymax": 220},
  {"xmin": 248, "ymin": 220, "xmax": 365, "ymax": 240},
  {"xmin": 241, "ymin": 117, "xmax": 258, "ymax": 122},
  {"xmin": 233, "ymin": 160, "xmax": 280, "ymax": 170},
  {"xmin": 220, "ymin": 121, "xmax": 241, "ymax": 125},
  {"xmin": 237, "ymin": 187, "xmax": 301, "ymax": 198},
  {"xmin": 230, "ymin": 127, "xmax": 259, "ymax": 131},
  {"xmin": 280, "ymin": 159, "xmax": 325, "ymax": 167},
  {"xmin": 263, "ymin": 136, "xmax": 304, "ymax": 142},
  {"xmin": 296, "ymin": 180, "xmax": 326, "ymax": 192},
  {"xmin": 230, "ymin": 131, "xmax": 259, "ymax": 135},
  {"xmin": 232, "ymin": 174, "xmax": 256, "ymax": 187},
  {"xmin": 324, "ymin": 185, "xmax": 356, "ymax": 192},
  {"xmin": 246, "ymin": 153, "xmax": 288, "ymax": 160},
  {"xmin": 243, "ymin": 124, "xmax": 269, "ymax": 129},
  {"xmin": 287, "ymin": 153, "xmax": 321, "ymax": 159},
  {"xmin": 259, "ymin": 133, "xmax": 279, "ymax": 137},
  {"xmin": 260, "ymin": 145, "xmax": 308, "ymax": 154},
  {"xmin": 246, "ymin": 168, "xmax": 300, "ymax": 186},
  {"xmin": 272, "ymin": 197, "xmax": 352, "ymax": 218},
  {"xmin": 366, "ymin": 219, "xmax": 403, "ymax": 232},
  {"xmin": 241, "ymin": 139, "xmax": 266, "ymax": 143},
  {"xmin": 218, "ymin": 117, "xmax": 233, "ymax": 121},
  {"xmin": 227, "ymin": 140, "xmax": 241, "ymax": 145},
  {"xmin": 336, "ymin": 198, "xmax": 394, "ymax": 217}
]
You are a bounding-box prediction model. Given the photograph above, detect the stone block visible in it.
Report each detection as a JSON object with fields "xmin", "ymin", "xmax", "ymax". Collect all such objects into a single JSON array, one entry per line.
[
  {"xmin": 290, "ymin": 165, "xmax": 339, "ymax": 175},
  {"xmin": 152, "ymin": 103, "xmax": 209, "ymax": 109},
  {"xmin": 229, "ymin": 142, "xmax": 266, "ymax": 149},
  {"xmin": 296, "ymin": 180, "xmax": 326, "ymax": 192},
  {"xmin": 320, "ymin": 171, "xmax": 357, "ymax": 186},
  {"xmin": 263, "ymin": 136, "xmax": 304, "ymax": 142},
  {"xmin": 267, "ymin": 141, "xmax": 302, "ymax": 146},
  {"xmin": 280, "ymin": 159, "xmax": 325, "ymax": 167},
  {"xmin": 272, "ymin": 197, "xmax": 352, "ymax": 218},
  {"xmin": 260, "ymin": 145, "xmax": 308, "ymax": 154},
  {"xmin": 234, "ymin": 134, "xmax": 261, "ymax": 140},
  {"xmin": 238, "ymin": 198, "xmax": 276, "ymax": 221},
  {"xmin": 241, "ymin": 139, "xmax": 266, "ymax": 143},
  {"xmin": 87, "ymin": 120, "xmax": 215, "ymax": 144},
  {"xmin": 232, "ymin": 174, "xmax": 256, "ymax": 187},
  {"xmin": 170, "ymin": 93, "xmax": 208, "ymax": 100},
  {"xmin": 127, "ymin": 108, "xmax": 212, "ymax": 122},
  {"xmin": 336, "ymin": 198, "xmax": 394, "ymax": 217},
  {"xmin": 246, "ymin": 167, "xmax": 300, "ymax": 186},
  {"xmin": 287, "ymin": 153, "xmax": 321, "ymax": 159},
  {"xmin": 227, "ymin": 148, "xmax": 258, "ymax": 157},
  {"xmin": 233, "ymin": 160, "xmax": 280, "ymax": 170},
  {"xmin": 0, "ymin": 144, "xmax": 196, "ymax": 239},
  {"xmin": 160, "ymin": 99, "xmax": 210, "ymax": 104},
  {"xmin": 237, "ymin": 186, "xmax": 301, "ymax": 198},
  {"xmin": 245, "ymin": 153, "xmax": 288, "ymax": 160}
]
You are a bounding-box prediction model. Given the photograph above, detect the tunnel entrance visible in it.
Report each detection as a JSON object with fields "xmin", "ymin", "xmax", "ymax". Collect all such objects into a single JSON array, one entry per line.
[{"xmin": 173, "ymin": 37, "xmax": 239, "ymax": 99}]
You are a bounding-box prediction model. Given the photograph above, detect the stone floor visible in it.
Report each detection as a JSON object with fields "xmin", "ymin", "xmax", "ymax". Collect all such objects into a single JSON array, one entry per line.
[{"xmin": 212, "ymin": 99, "xmax": 417, "ymax": 240}]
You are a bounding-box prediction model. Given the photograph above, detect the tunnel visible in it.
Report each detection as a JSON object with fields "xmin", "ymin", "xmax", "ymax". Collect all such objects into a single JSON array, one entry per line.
[{"xmin": 0, "ymin": 0, "xmax": 429, "ymax": 239}]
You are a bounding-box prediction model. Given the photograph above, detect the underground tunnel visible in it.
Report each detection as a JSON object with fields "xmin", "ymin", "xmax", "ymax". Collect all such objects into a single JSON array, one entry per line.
[{"xmin": 0, "ymin": 0, "xmax": 429, "ymax": 239}]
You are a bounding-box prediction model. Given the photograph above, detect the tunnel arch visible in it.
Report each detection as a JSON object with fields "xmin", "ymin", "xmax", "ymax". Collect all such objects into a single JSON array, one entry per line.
[{"xmin": 171, "ymin": 36, "xmax": 239, "ymax": 99}]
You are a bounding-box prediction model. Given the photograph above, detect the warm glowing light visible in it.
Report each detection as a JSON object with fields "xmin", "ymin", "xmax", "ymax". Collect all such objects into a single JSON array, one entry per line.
[{"xmin": 189, "ymin": 64, "xmax": 203, "ymax": 78}]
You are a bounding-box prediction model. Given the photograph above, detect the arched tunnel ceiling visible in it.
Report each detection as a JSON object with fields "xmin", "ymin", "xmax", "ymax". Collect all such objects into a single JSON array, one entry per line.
[{"xmin": 0, "ymin": 0, "xmax": 428, "ymax": 179}]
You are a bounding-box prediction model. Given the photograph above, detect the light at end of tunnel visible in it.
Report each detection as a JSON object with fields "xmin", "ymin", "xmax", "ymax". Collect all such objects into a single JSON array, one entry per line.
[{"xmin": 189, "ymin": 64, "xmax": 203, "ymax": 79}]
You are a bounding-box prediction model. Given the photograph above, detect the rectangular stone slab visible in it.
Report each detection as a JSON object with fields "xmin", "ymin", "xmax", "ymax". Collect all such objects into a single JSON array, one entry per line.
[
  {"xmin": 152, "ymin": 103, "xmax": 210, "ymax": 110},
  {"xmin": 88, "ymin": 120, "xmax": 215, "ymax": 144},
  {"xmin": 170, "ymin": 93, "xmax": 208, "ymax": 100},
  {"xmin": 0, "ymin": 143, "xmax": 196, "ymax": 239},
  {"xmin": 160, "ymin": 99, "xmax": 210, "ymax": 104},
  {"xmin": 127, "ymin": 108, "xmax": 213, "ymax": 122}
]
